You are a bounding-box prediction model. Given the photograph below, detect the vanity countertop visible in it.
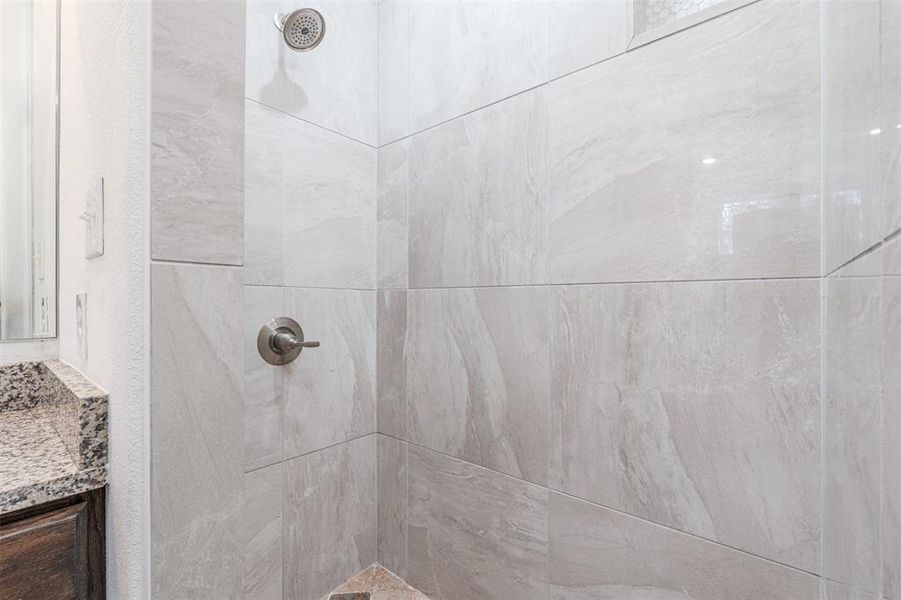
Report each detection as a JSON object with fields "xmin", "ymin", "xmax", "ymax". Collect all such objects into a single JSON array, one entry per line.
[{"xmin": 0, "ymin": 360, "xmax": 108, "ymax": 514}]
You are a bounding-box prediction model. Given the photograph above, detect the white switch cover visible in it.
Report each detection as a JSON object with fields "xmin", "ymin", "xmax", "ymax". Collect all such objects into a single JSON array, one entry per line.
[
  {"xmin": 76, "ymin": 293, "xmax": 87, "ymax": 359},
  {"xmin": 81, "ymin": 177, "xmax": 104, "ymax": 259}
]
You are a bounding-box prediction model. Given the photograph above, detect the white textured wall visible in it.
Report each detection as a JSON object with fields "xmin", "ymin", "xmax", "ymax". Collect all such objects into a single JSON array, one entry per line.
[{"xmin": 58, "ymin": 2, "xmax": 150, "ymax": 598}]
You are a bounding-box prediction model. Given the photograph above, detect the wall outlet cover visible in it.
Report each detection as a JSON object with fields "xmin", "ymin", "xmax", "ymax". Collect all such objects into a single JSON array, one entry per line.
[{"xmin": 76, "ymin": 293, "xmax": 87, "ymax": 359}]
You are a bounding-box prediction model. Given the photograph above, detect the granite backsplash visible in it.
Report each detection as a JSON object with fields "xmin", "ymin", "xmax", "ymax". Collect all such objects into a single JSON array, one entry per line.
[{"xmin": 1, "ymin": 360, "xmax": 108, "ymax": 470}]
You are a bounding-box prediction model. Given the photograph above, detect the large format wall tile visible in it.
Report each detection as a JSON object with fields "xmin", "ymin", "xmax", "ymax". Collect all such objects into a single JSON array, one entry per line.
[
  {"xmin": 550, "ymin": 279, "xmax": 820, "ymax": 571},
  {"xmin": 284, "ymin": 288, "xmax": 376, "ymax": 457},
  {"xmin": 377, "ymin": 290, "xmax": 407, "ymax": 439},
  {"xmin": 548, "ymin": 0, "xmax": 820, "ymax": 283},
  {"xmin": 246, "ymin": 0, "xmax": 378, "ymax": 145},
  {"xmin": 377, "ymin": 0, "xmax": 410, "ymax": 144},
  {"xmin": 245, "ymin": 101, "xmax": 286, "ymax": 286},
  {"xmin": 825, "ymin": 274, "xmax": 883, "ymax": 592},
  {"xmin": 377, "ymin": 0, "xmax": 632, "ymax": 142},
  {"xmin": 406, "ymin": 287, "xmax": 550, "ymax": 484},
  {"xmin": 151, "ymin": 1, "xmax": 244, "ymax": 265},
  {"xmin": 243, "ymin": 285, "xmax": 285, "ymax": 471},
  {"xmin": 547, "ymin": 0, "xmax": 632, "ymax": 77},
  {"xmin": 377, "ymin": 434, "xmax": 407, "ymax": 578},
  {"xmin": 285, "ymin": 435, "xmax": 377, "ymax": 600},
  {"xmin": 823, "ymin": 0, "xmax": 884, "ymax": 273},
  {"xmin": 379, "ymin": 1, "xmax": 546, "ymax": 142},
  {"xmin": 406, "ymin": 446, "xmax": 549, "ymax": 600},
  {"xmin": 243, "ymin": 464, "xmax": 283, "ymax": 600},
  {"xmin": 407, "ymin": 89, "xmax": 548, "ymax": 288},
  {"xmin": 244, "ymin": 102, "xmax": 377, "ymax": 289},
  {"xmin": 283, "ymin": 116, "xmax": 377, "ymax": 289},
  {"xmin": 245, "ymin": 286, "xmax": 379, "ymax": 469},
  {"xmin": 151, "ymin": 264, "xmax": 244, "ymax": 598},
  {"xmin": 826, "ymin": 581, "xmax": 879, "ymax": 600},
  {"xmin": 377, "ymin": 140, "xmax": 409, "ymax": 290},
  {"xmin": 548, "ymin": 493, "xmax": 820, "ymax": 600}
]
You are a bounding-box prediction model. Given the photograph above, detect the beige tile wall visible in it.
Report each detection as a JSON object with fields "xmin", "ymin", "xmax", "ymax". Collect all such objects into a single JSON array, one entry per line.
[
  {"xmin": 150, "ymin": 263, "xmax": 244, "ymax": 597},
  {"xmin": 372, "ymin": 0, "xmax": 893, "ymax": 598},
  {"xmin": 148, "ymin": 0, "xmax": 899, "ymax": 597},
  {"xmin": 241, "ymin": 3, "xmax": 380, "ymax": 598},
  {"xmin": 150, "ymin": 0, "xmax": 245, "ymax": 265},
  {"xmin": 822, "ymin": 0, "xmax": 900, "ymax": 598},
  {"xmin": 149, "ymin": 1, "xmax": 247, "ymax": 596}
]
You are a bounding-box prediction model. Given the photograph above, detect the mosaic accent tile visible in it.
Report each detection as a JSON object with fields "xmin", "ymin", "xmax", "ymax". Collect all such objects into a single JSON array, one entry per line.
[{"xmin": 635, "ymin": 0, "xmax": 726, "ymax": 33}]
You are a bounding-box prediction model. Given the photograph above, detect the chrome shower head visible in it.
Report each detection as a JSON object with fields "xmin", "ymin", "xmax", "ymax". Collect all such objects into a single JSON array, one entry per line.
[{"xmin": 274, "ymin": 9, "xmax": 325, "ymax": 52}]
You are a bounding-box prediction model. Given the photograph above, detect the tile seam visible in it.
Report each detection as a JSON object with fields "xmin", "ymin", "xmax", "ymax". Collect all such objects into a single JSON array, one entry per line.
[{"xmin": 383, "ymin": 432, "xmax": 823, "ymax": 581}]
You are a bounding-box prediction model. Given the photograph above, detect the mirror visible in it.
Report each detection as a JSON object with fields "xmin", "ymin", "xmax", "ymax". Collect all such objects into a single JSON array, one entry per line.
[{"xmin": 0, "ymin": 0, "xmax": 58, "ymax": 341}]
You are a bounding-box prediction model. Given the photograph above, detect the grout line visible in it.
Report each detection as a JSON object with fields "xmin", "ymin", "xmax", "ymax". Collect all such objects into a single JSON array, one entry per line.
[
  {"xmin": 818, "ymin": 3, "xmax": 828, "ymax": 592},
  {"xmin": 380, "ymin": 432, "xmax": 825, "ymax": 582},
  {"xmin": 825, "ymin": 241, "xmax": 883, "ymax": 278},
  {"xmin": 245, "ymin": 96, "xmax": 378, "ymax": 150},
  {"xmin": 375, "ymin": 430, "xmax": 380, "ymax": 566},
  {"xmin": 376, "ymin": 24, "xmax": 625, "ymax": 148},
  {"xmin": 281, "ymin": 459, "xmax": 287, "ymax": 600},
  {"xmin": 402, "ymin": 434, "xmax": 409, "ymax": 580},
  {"xmin": 819, "ymin": 271, "xmax": 829, "ymax": 595},
  {"xmin": 627, "ymin": 0, "xmax": 762, "ymax": 51},
  {"xmin": 247, "ymin": 275, "xmax": 824, "ymax": 294},
  {"xmin": 377, "ymin": 80, "xmax": 549, "ymax": 148},
  {"xmin": 150, "ymin": 258, "xmax": 243, "ymax": 269},
  {"xmin": 825, "ymin": 224, "xmax": 901, "ymax": 279},
  {"xmin": 142, "ymin": 0, "xmax": 153, "ymax": 593},
  {"xmin": 375, "ymin": 0, "xmax": 382, "ymax": 152},
  {"xmin": 244, "ymin": 282, "xmax": 378, "ymax": 292},
  {"xmin": 395, "ymin": 275, "xmax": 821, "ymax": 292},
  {"xmin": 883, "ymin": 226, "xmax": 901, "ymax": 249},
  {"xmin": 879, "ymin": 277, "xmax": 887, "ymax": 600},
  {"xmin": 375, "ymin": 0, "xmax": 764, "ymax": 148},
  {"xmin": 820, "ymin": 578, "xmax": 887, "ymax": 598},
  {"xmin": 244, "ymin": 431, "xmax": 378, "ymax": 476}
]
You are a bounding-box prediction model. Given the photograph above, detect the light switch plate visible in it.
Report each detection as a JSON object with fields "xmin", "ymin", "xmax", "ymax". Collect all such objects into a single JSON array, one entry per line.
[
  {"xmin": 82, "ymin": 177, "xmax": 104, "ymax": 259},
  {"xmin": 76, "ymin": 293, "xmax": 87, "ymax": 359}
]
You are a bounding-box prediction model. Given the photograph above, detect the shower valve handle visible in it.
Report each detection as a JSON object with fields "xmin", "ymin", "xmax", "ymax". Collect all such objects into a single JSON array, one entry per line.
[
  {"xmin": 272, "ymin": 330, "xmax": 320, "ymax": 352},
  {"xmin": 257, "ymin": 317, "xmax": 319, "ymax": 365}
]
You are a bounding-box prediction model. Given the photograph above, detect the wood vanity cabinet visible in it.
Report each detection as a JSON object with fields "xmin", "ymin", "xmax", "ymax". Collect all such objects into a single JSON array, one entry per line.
[{"xmin": 0, "ymin": 488, "xmax": 105, "ymax": 600}]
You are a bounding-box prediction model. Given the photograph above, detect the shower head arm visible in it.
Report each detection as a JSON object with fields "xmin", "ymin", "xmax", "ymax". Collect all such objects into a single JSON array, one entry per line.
[{"xmin": 273, "ymin": 12, "xmax": 288, "ymax": 32}]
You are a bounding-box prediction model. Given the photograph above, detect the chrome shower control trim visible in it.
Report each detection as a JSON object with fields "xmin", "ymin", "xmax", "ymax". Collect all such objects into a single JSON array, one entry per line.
[{"xmin": 258, "ymin": 317, "xmax": 320, "ymax": 365}]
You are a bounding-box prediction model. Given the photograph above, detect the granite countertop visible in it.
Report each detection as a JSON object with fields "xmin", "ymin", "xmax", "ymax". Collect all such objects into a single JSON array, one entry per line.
[{"xmin": 0, "ymin": 360, "xmax": 108, "ymax": 514}]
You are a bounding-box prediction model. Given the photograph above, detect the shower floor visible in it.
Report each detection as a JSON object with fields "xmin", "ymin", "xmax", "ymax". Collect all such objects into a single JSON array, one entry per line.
[{"xmin": 327, "ymin": 565, "xmax": 430, "ymax": 600}]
